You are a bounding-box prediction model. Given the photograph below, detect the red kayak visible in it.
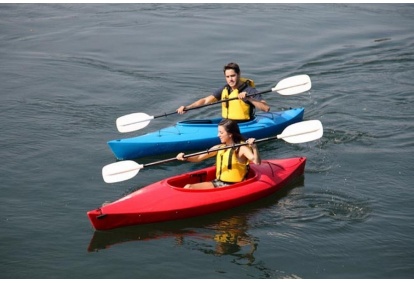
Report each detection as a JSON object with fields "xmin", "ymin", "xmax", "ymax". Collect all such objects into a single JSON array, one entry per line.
[{"xmin": 87, "ymin": 157, "xmax": 306, "ymax": 231}]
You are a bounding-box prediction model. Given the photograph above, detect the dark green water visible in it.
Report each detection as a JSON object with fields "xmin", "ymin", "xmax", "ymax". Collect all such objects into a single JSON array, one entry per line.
[{"xmin": 1, "ymin": 3, "xmax": 413, "ymax": 279}]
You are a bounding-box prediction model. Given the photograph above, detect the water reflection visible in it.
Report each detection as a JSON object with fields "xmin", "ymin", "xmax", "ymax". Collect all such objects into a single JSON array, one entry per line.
[{"xmin": 173, "ymin": 214, "xmax": 257, "ymax": 264}]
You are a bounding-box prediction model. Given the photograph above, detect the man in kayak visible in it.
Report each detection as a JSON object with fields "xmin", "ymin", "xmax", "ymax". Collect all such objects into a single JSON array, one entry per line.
[
  {"xmin": 176, "ymin": 119, "xmax": 261, "ymax": 189},
  {"xmin": 176, "ymin": 62, "xmax": 270, "ymax": 122}
]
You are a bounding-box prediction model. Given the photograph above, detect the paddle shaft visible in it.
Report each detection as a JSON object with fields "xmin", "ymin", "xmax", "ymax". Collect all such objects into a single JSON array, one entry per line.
[
  {"xmin": 154, "ymin": 77, "xmax": 310, "ymax": 119},
  {"xmin": 142, "ymin": 119, "xmax": 321, "ymax": 167},
  {"xmin": 153, "ymin": 89, "xmax": 272, "ymax": 119},
  {"xmin": 142, "ymin": 134, "xmax": 282, "ymax": 168}
]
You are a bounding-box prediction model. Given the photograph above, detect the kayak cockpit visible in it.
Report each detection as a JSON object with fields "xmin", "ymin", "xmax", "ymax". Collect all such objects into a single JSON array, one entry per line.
[
  {"xmin": 177, "ymin": 119, "xmax": 216, "ymax": 125},
  {"xmin": 166, "ymin": 166, "xmax": 259, "ymax": 191}
]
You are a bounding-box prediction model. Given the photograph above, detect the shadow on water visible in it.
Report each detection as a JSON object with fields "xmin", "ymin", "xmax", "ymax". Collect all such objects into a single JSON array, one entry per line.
[{"xmin": 87, "ymin": 176, "xmax": 305, "ymax": 265}]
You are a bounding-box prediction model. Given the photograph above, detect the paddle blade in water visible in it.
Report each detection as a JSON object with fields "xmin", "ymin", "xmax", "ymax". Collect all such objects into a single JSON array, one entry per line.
[
  {"xmin": 102, "ymin": 160, "xmax": 143, "ymax": 183},
  {"xmin": 278, "ymin": 120, "xmax": 323, "ymax": 144},
  {"xmin": 272, "ymin": 74, "xmax": 311, "ymax": 95},
  {"xmin": 116, "ymin": 113, "xmax": 154, "ymax": 133}
]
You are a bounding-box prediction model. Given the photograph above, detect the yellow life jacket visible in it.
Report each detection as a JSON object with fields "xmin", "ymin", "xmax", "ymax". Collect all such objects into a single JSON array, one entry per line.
[
  {"xmin": 221, "ymin": 78, "xmax": 255, "ymax": 121},
  {"xmin": 216, "ymin": 145, "xmax": 249, "ymax": 183}
]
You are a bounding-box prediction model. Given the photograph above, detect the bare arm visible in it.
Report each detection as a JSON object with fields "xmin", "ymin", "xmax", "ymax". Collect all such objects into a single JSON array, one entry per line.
[
  {"xmin": 177, "ymin": 145, "xmax": 220, "ymax": 162},
  {"xmin": 238, "ymin": 91, "xmax": 270, "ymax": 112},
  {"xmin": 240, "ymin": 138, "xmax": 261, "ymax": 165},
  {"xmin": 177, "ymin": 95, "xmax": 218, "ymax": 114},
  {"xmin": 247, "ymin": 97, "xmax": 270, "ymax": 112}
]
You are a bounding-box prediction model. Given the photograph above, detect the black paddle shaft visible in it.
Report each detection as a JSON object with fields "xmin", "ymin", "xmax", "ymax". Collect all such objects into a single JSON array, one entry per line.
[
  {"xmin": 154, "ymin": 89, "xmax": 272, "ymax": 119},
  {"xmin": 142, "ymin": 135, "xmax": 278, "ymax": 168}
]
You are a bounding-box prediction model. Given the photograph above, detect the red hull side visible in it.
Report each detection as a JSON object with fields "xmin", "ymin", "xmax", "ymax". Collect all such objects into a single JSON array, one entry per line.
[{"xmin": 87, "ymin": 157, "xmax": 306, "ymax": 230}]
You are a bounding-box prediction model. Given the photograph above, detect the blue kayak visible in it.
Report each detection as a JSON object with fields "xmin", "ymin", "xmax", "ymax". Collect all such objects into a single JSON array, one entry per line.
[{"xmin": 108, "ymin": 107, "xmax": 304, "ymax": 160}]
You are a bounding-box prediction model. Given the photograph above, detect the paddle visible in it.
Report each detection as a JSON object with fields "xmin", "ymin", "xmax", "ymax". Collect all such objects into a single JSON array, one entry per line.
[
  {"xmin": 102, "ymin": 119, "xmax": 323, "ymax": 183},
  {"xmin": 116, "ymin": 74, "xmax": 311, "ymax": 133}
]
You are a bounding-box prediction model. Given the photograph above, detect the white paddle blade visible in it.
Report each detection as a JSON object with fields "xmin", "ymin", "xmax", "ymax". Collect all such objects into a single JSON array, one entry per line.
[
  {"xmin": 102, "ymin": 160, "xmax": 143, "ymax": 183},
  {"xmin": 272, "ymin": 74, "xmax": 311, "ymax": 95},
  {"xmin": 278, "ymin": 120, "xmax": 323, "ymax": 144},
  {"xmin": 116, "ymin": 113, "xmax": 154, "ymax": 133}
]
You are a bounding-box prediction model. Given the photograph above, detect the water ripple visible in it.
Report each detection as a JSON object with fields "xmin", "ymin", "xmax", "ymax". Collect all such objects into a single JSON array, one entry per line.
[{"xmin": 255, "ymin": 188, "xmax": 371, "ymax": 234}]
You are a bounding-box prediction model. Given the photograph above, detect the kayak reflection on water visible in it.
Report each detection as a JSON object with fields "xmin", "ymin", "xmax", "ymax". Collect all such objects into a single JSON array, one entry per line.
[{"xmin": 88, "ymin": 213, "xmax": 257, "ymax": 262}]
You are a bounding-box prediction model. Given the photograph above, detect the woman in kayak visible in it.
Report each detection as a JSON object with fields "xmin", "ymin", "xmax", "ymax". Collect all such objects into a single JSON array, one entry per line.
[
  {"xmin": 176, "ymin": 119, "xmax": 261, "ymax": 189},
  {"xmin": 176, "ymin": 62, "xmax": 270, "ymax": 122}
]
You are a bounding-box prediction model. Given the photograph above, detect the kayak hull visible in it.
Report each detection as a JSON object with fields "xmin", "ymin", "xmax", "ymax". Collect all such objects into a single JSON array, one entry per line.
[
  {"xmin": 87, "ymin": 157, "xmax": 306, "ymax": 231},
  {"xmin": 108, "ymin": 107, "xmax": 304, "ymax": 160}
]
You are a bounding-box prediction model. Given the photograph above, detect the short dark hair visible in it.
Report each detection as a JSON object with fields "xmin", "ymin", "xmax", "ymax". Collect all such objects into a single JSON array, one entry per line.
[{"xmin": 223, "ymin": 62, "xmax": 240, "ymax": 75}]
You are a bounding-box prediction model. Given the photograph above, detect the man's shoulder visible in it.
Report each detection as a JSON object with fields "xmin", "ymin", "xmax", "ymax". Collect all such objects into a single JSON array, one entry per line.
[{"xmin": 213, "ymin": 85, "xmax": 226, "ymax": 98}]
